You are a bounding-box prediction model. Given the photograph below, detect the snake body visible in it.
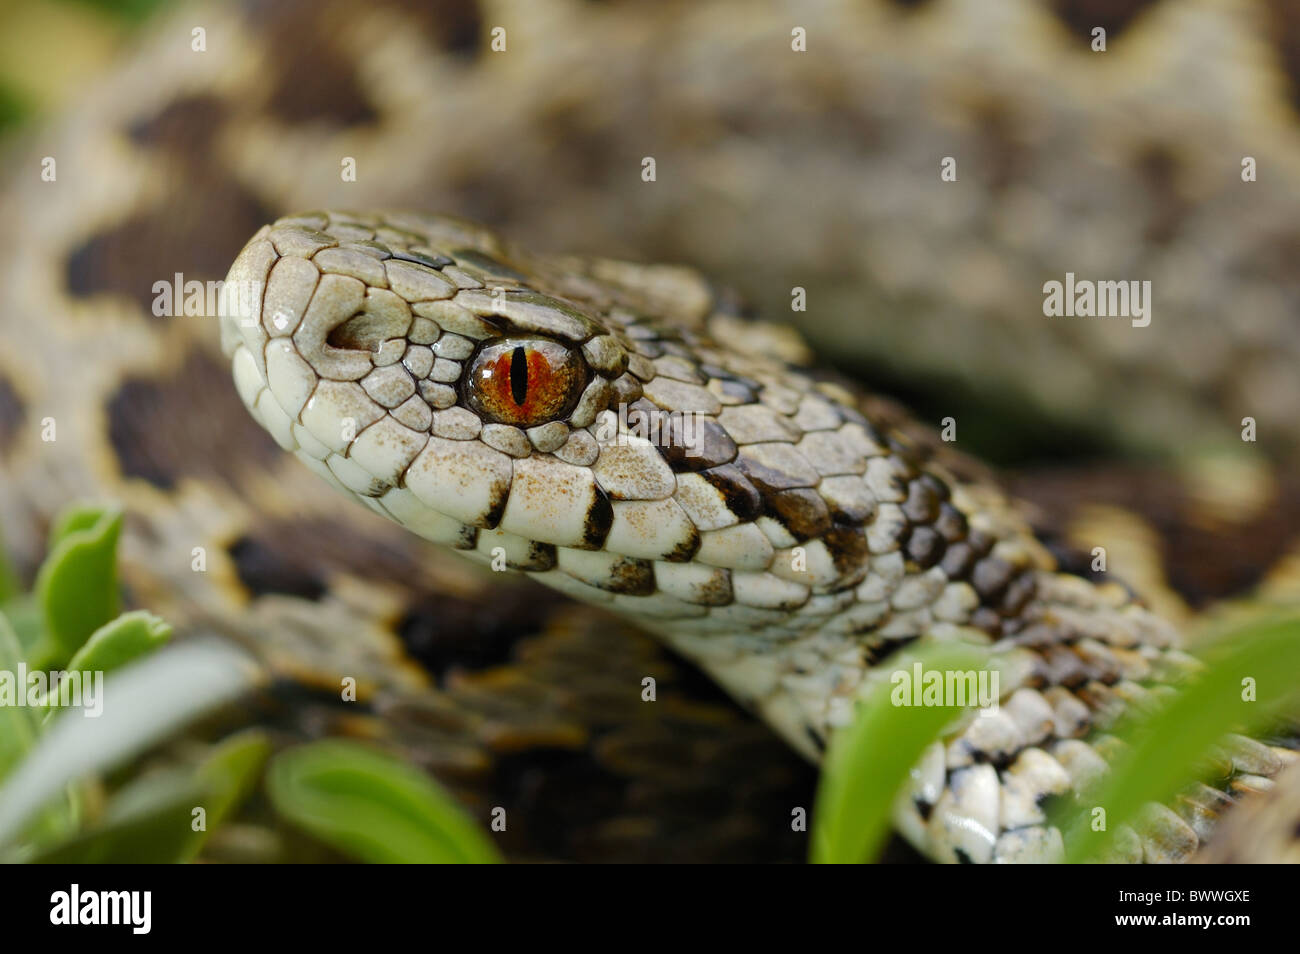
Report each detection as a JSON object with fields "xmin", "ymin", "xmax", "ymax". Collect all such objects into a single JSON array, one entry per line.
[
  {"xmin": 4, "ymin": 0, "xmax": 1300, "ymax": 862},
  {"xmin": 220, "ymin": 210, "xmax": 1292, "ymax": 863}
]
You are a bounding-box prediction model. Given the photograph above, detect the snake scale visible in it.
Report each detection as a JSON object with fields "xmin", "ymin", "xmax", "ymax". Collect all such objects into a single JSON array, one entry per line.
[{"xmin": 3, "ymin": 0, "xmax": 1300, "ymax": 862}]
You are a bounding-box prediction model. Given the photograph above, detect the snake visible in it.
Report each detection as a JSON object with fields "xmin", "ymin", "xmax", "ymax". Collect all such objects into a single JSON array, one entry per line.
[
  {"xmin": 3, "ymin": 0, "xmax": 1300, "ymax": 862},
  {"xmin": 217, "ymin": 208, "xmax": 1297, "ymax": 864}
]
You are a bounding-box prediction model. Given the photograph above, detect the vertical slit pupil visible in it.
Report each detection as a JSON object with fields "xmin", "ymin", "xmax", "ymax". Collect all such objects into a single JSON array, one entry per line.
[{"xmin": 509, "ymin": 346, "xmax": 528, "ymax": 406}]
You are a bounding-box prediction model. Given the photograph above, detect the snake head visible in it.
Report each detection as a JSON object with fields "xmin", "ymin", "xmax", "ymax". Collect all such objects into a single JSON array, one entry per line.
[{"xmin": 218, "ymin": 210, "xmax": 706, "ymax": 564}]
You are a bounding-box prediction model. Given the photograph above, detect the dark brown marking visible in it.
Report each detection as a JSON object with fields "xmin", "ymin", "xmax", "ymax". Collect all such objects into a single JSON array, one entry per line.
[
  {"xmin": 662, "ymin": 417, "xmax": 738, "ymax": 473},
  {"xmin": 905, "ymin": 526, "xmax": 945, "ymax": 569},
  {"xmin": 241, "ymin": 0, "xmax": 378, "ymax": 126},
  {"xmin": 823, "ymin": 526, "xmax": 871, "ymax": 576},
  {"xmin": 939, "ymin": 541, "xmax": 977, "ymax": 580},
  {"xmin": 228, "ymin": 535, "xmax": 327, "ymax": 601},
  {"xmin": 522, "ymin": 542, "xmax": 558, "ymax": 571},
  {"xmin": 901, "ymin": 476, "xmax": 942, "ymax": 523},
  {"xmin": 396, "ymin": 581, "xmax": 566, "ymax": 680},
  {"xmin": 966, "ymin": 530, "xmax": 995, "ymax": 558},
  {"xmin": 699, "ymin": 464, "xmax": 762, "ymax": 522},
  {"xmin": 127, "ymin": 95, "xmax": 229, "ymax": 151},
  {"xmin": 108, "ymin": 350, "xmax": 280, "ymax": 491},
  {"xmin": 932, "ymin": 502, "xmax": 968, "ymax": 543},
  {"xmin": 971, "ymin": 557, "xmax": 1015, "ymax": 603},
  {"xmin": 580, "ymin": 486, "xmax": 614, "ymax": 550},
  {"xmin": 67, "ymin": 184, "xmax": 273, "ymax": 314},
  {"xmin": 1267, "ymin": 0, "xmax": 1300, "ymax": 114},
  {"xmin": 661, "ymin": 526, "xmax": 702, "ymax": 564},
  {"xmin": 226, "ymin": 511, "xmax": 473, "ymax": 604},
  {"xmin": 1049, "ymin": 0, "xmax": 1161, "ymax": 42},
  {"xmin": 767, "ymin": 488, "xmax": 831, "ymax": 541}
]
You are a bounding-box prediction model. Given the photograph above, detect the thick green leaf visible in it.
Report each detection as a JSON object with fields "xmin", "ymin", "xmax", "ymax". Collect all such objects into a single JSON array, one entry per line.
[
  {"xmin": 30, "ymin": 730, "xmax": 270, "ymax": 864},
  {"xmin": 267, "ymin": 740, "xmax": 502, "ymax": 864},
  {"xmin": 65, "ymin": 610, "xmax": 172, "ymax": 678},
  {"xmin": 811, "ymin": 641, "xmax": 997, "ymax": 864},
  {"xmin": 32, "ymin": 505, "xmax": 123, "ymax": 668},
  {"xmin": 0, "ymin": 639, "xmax": 260, "ymax": 852},
  {"xmin": 1058, "ymin": 612, "xmax": 1300, "ymax": 862}
]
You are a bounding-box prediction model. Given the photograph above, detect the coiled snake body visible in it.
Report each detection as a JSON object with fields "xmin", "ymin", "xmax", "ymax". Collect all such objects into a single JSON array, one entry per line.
[{"xmin": 220, "ymin": 210, "xmax": 1293, "ymax": 863}]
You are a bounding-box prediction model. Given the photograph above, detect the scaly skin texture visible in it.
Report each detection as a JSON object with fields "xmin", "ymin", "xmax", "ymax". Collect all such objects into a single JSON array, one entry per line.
[{"xmin": 222, "ymin": 210, "xmax": 1298, "ymax": 863}]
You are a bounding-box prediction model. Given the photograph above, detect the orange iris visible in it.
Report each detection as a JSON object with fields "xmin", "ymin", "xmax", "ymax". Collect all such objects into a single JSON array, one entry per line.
[{"xmin": 465, "ymin": 337, "xmax": 586, "ymax": 428}]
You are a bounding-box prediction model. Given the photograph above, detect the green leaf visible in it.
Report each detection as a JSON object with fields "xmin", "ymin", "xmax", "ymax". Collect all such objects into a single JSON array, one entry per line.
[
  {"xmin": 30, "ymin": 730, "xmax": 270, "ymax": 864},
  {"xmin": 4, "ymin": 597, "xmax": 45, "ymax": 655},
  {"xmin": 0, "ymin": 612, "xmax": 81, "ymax": 853},
  {"xmin": 266, "ymin": 740, "xmax": 502, "ymax": 864},
  {"xmin": 182, "ymin": 729, "xmax": 271, "ymax": 862},
  {"xmin": 0, "ymin": 523, "xmax": 19, "ymax": 605},
  {"xmin": 811, "ymin": 641, "xmax": 997, "ymax": 864},
  {"xmin": 0, "ymin": 639, "xmax": 260, "ymax": 852},
  {"xmin": 1058, "ymin": 612, "xmax": 1300, "ymax": 862},
  {"xmin": 32, "ymin": 504, "xmax": 123, "ymax": 669},
  {"xmin": 65, "ymin": 610, "xmax": 172, "ymax": 678},
  {"xmin": 0, "ymin": 610, "xmax": 40, "ymax": 778},
  {"xmin": 30, "ymin": 777, "xmax": 198, "ymax": 864}
]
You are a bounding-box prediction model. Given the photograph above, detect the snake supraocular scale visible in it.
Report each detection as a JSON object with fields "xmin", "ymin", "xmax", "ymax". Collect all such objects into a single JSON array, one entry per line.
[{"xmin": 220, "ymin": 210, "xmax": 1296, "ymax": 864}]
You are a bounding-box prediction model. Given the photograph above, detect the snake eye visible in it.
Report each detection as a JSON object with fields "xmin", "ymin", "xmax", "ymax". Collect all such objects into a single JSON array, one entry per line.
[{"xmin": 464, "ymin": 337, "xmax": 587, "ymax": 428}]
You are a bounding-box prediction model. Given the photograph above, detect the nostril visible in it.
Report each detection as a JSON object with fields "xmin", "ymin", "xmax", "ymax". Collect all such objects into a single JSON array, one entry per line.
[{"xmin": 327, "ymin": 311, "xmax": 408, "ymax": 352}]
